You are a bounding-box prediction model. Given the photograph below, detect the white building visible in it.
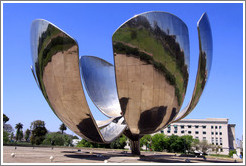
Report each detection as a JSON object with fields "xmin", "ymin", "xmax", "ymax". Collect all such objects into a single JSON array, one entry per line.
[{"xmin": 157, "ymin": 118, "xmax": 236, "ymax": 155}]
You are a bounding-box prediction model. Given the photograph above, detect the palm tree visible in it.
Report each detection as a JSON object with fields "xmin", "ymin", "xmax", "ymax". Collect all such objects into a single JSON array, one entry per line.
[
  {"xmin": 15, "ymin": 123, "xmax": 23, "ymax": 142},
  {"xmin": 59, "ymin": 123, "xmax": 67, "ymax": 134}
]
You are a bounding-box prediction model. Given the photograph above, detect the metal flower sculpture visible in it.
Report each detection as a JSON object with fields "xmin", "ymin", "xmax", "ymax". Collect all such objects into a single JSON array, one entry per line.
[{"xmin": 30, "ymin": 11, "xmax": 212, "ymax": 155}]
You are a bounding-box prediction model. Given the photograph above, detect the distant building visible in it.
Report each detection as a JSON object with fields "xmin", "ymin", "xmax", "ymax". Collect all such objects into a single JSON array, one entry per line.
[{"xmin": 156, "ymin": 118, "xmax": 236, "ymax": 155}]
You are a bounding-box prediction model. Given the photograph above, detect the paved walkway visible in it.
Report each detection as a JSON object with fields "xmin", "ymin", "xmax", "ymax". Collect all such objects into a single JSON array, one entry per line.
[{"xmin": 3, "ymin": 146, "xmax": 243, "ymax": 163}]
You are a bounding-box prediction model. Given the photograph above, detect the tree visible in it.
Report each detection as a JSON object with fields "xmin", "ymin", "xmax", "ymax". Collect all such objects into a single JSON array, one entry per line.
[
  {"xmin": 18, "ymin": 130, "xmax": 24, "ymax": 141},
  {"xmin": 3, "ymin": 130, "xmax": 10, "ymax": 143},
  {"xmin": 76, "ymin": 139, "xmax": 99, "ymax": 148},
  {"xmin": 151, "ymin": 133, "xmax": 167, "ymax": 151},
  {"xmin": 3, "ymin": 114, "xmax": 9, "ymax": 123},
  {"xmin": 140, "ymin": 134, "xmax": 152, "ymax": 151},
  {"xmin": 169, "ymin": 135, "xmax": 183, "ymax": 153},
  {"xmin": 191, "ymin": 138, "xmax": 200, "ymax": 151},
  {"xmin": 25, "ymin": 129, "xmax": 31, "ymax": 142},
  {"xmin": 15, "ymin": 123, "xmax": 23, "ymax": 142},
  {"xmin": 3, "ymin": 124, "xmax": 13, "ymax": 133},
  {"xmin": 42, "ymin": 132, "xmax": 73, "ymax": 146},
  {"xmin": 30, "ymin": 120, "xmax": 47, "ymax": 145},
  {"xmin": 10, "ymin": 132, "xmax": 14, "ymax": 142},
  {"xmin": 199, "ymin": 140, "xmax": 212, "ymax": 153},
  {"xmin": 213, "ymin": 145, "xmax": 222, "ymax": 154},
  {"xmin": 180, "ymin": 135, "xmax": 193, "ymax": 153},
  {"xmin": 59, "ymin": 123, "xmax": 67, "ymax": 134},
  {"xmin": 110, "ymin": 135, "xmax": 127, "ymax": 149},
  {"xmin": 192, "ymin": 139, "xmax": 212, "ymax": 154},
  {"xmin": 76, "ymin": 139, "xmax": 111, "ymax": 148}
]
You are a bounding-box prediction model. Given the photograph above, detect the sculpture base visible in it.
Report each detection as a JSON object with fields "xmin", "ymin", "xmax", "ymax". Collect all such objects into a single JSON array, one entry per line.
[
  {"xmin": 130, "ymin": 139, "xmax": 140, "ymax": 155},
  {"xmin": 123, "ymin": 129, "xmax": 143, "ymax": 155}
]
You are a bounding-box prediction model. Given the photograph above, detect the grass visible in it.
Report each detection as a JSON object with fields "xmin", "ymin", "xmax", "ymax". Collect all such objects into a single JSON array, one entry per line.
[{"xmin": 209, "ymin": 154, "xmax": 232, "ymax": 158}]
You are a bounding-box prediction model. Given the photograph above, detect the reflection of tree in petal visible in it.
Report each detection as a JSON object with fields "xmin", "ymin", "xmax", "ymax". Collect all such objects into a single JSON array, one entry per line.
[
  {"xmin": 113, "ymin": 14, "xmax": 189, "ymax": 106},
  {"xmin": 34, "ymin": 24, "xmax": 78, "ymax": 116},
  {"xmin": 189, "ymin": 51, "xmax": 208, "ymax": 111},
  {"xmin": 113, "ymin": 41, "xmax": 183, "ymax": 106}
]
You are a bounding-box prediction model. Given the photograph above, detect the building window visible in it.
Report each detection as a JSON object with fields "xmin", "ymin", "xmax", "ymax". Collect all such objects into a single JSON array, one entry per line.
[
  {"xmin": 219, "ymin": 126, "xmax": 222, "ymax": 129},
  {"xmin": 161, "ymin": 130, "xmax": 164, "ymax": 134},
  {"xmin": 220, "ymin": 132, "xmax": 222, "ymax": 135},
  {"xmin": 188, "ymin": 125, "xmax": 191, "ymax": 128},
  {"xmin": 188, "ymin": 131, "xmax": 191, "ymax": 134},
  {"xmin": 167, "ymin": 130, "xmax": 170, "ymax": 133},
  {"xmin": 202, "ymin": 125, "xmax": 206, "ymax": 129},
  {"xmin": 195, "ymin": 125, "xmax": 199, "ymax": 128},
  {"xmin": 220, "ymin": 148, "xmax": 223, "ymax": 152},
  {"xmin": 181, "ymin": 125, "xmax": 184, "ymax": 129},
  {"xmin": 174, "ymin": 130, "xmax": 177, "ymax": 134},
  {"xmin": 216, "ymin": 137, "xmax": 218, "ymax": 143},
  {"xmin": 216, "ymin": 132, "xmax": 218, "ymax": 135},
  {"xmin": 215, "ymin": 126, "xmax": 218, "ymax": 129},
  {"xmin": 220, "ymin": 138, "xmax": 222, "ymax": 143},
  {"xmin": 211, "ymin": 132, "xmax": 214, "ymax": 135},
  {"xmin": 203, "ymin": 131, "xmax": 206, "ymax": 134},
  {"xmin": 181, "ymin": 130, "xmax": 184, "ymax": 134},
  {"xmin": 216, "ymin": 143, "xmax": 218, "ymax": 145},
  {"xmin": 203, "ymin": 137, "xmax": 206, "ymax": 140},
  {"xmin": 211, "ymin": 126, "xmax": 214, "ymax": 129},
  {"xmin": 195, "ymin": 137, "xmax": 199, "ymax": 139},
  {"xmin": 195, "ymin": 131, "xmax": 199, "ymax": 134}
]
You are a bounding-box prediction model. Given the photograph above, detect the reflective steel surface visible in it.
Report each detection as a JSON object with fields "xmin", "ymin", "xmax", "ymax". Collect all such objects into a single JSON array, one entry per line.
[
  {"xmin": 173, "ymin": 13, "xmax": 213, "ymax": 122},
  {"xmin": 30, "ymin": 19, "xmax": 125, "ymax": 143},
  {"xmin": 80, "ymin": 56, "xmax": 122, "ymax": 117},
  {"xmin": 112, "ymin": 11, "xmax": 190, "ymax": 135},
  {"xmin": 80, "ymin": 55, "xmax": 126, "ymax": 142},
  {"xmin": 30, "ymin": 11, "xmax": 213, "ymax": 151}
]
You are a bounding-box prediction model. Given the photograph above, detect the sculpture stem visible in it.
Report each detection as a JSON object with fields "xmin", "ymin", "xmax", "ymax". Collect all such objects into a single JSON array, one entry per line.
[{"xmin": 130, "ymin": 138, "xmax": 140, "ymax": 155}]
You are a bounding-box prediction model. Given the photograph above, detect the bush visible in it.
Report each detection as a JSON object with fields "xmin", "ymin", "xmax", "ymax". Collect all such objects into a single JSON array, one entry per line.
[
  {"xmin": 76, "ymin": 135, "xmax": 126, "ymax": 149},
  {"xmin": 151, "ymin": 133, "xmax": 167, "ymax": 152},
  {"xmin": 76, "ymin": 139, "xmax": 99, "ymax": 148},
  {"xmin": 140, "ymin": 134, "xmax": 152, "ymax": 151},
  {"xmin": 229, "ymin": 149, "xmax": 237, "ymax": 157},
  {"xmin": 110, "ymin": 135, "xmax": 127, "ymax": 149},
  {"xmin": 42, "ymin": 132, "xmax": 73, "ymax": 146}
]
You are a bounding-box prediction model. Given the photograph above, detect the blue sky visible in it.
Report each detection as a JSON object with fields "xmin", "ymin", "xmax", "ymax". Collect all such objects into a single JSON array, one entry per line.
[{"xmin": 2, "ymin": 2, "xmax": 244, "ymax": 140}]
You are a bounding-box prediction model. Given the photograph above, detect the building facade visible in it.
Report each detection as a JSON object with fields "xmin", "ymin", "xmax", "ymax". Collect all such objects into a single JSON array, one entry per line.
[{"xmin": 157, "ymin": 118, "xmax": 236, "ymax": 155}]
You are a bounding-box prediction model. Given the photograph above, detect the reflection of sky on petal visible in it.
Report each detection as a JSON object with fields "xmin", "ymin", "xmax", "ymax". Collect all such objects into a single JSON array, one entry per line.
[
  {"xmin": 31, "ymin": 20, "xmax": 49, "ymax": 70},
  {"xmin": 80, "ymin": 56, "xmax": 121, "ymax": 118},
  {"xmin": 143, "ymin": 12, "xmax": 190, "ymax": 69},
  {"xmin": 198, "ymin": 13, "xmax": 212, "ymax": 77},
  {"xmin": 174, "ymin": 13, "xmax": 213, "ymax": 122}
]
